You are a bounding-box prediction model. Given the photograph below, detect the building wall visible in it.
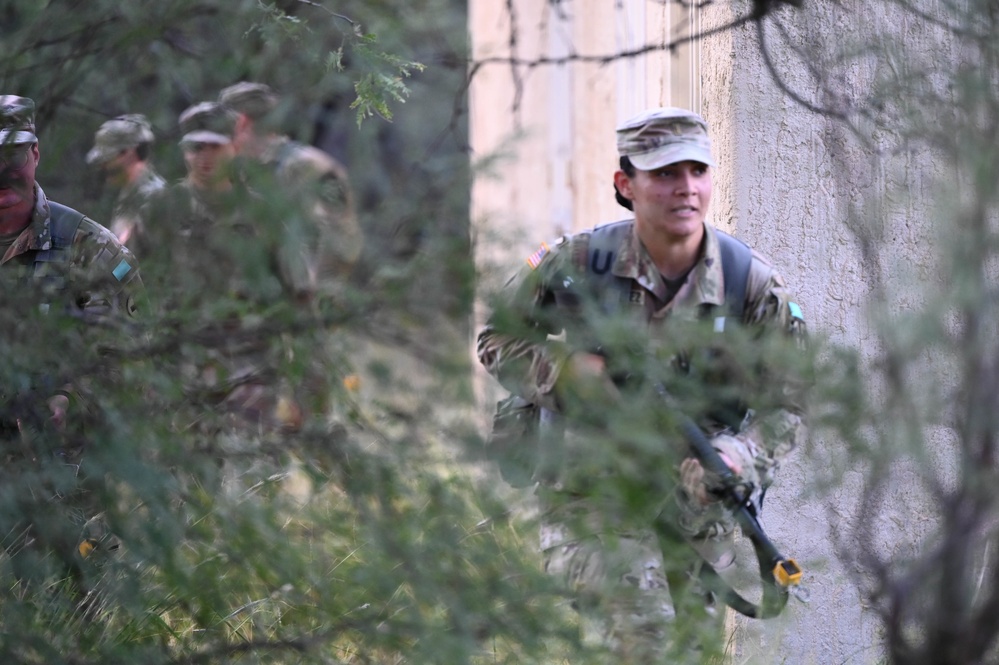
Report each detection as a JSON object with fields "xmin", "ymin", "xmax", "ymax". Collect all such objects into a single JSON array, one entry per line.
[
  {"xmin": 699, "ymin": 2, "xmax": 884, "ymax": 660},
  {"xmin": 469, "ymin": 1, "xmax": 691, "ymax": 282},
  {"xmin": 470, "ymin": 1, "xmax": 948, "ymax": 662}
]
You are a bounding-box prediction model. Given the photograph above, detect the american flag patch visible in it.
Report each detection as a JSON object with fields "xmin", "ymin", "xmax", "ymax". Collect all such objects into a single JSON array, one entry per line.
[{"xmin": 525, "ymin": 242, "xmax": 550, "ymax": 270}]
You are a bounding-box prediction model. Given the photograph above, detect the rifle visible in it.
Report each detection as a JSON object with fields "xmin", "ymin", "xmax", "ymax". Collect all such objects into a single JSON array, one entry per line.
[{"xmin": 654, "ymin": 382, "xmax": 807, "ymax": 618}]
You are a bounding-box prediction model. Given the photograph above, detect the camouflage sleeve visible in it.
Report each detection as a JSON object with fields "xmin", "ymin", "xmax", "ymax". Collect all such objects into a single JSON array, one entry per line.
[
  {"xmin": 739, "ymin": 252, "xmax": 809, "ymax": 486},
  {"xmin": 476, "ymin": 236, "xmax": 580, "ymax": 411},
  {"xmin": 67, "ymin": 217, "xmax": 142, "ymax": 321},
  {"xmin": 122, "ymin": 180, "xmax": 165, "ymax": 250},
  {"xmin": 311, "ymin": 169, "xmax": 362, "ymax": 280},
  {"xmin": 279, "ymin": 148, "xmax": 362, "ymax": 292},
  {"xmin": 109, "ymin": 212, "xmax": 140, "ymax": 246}
]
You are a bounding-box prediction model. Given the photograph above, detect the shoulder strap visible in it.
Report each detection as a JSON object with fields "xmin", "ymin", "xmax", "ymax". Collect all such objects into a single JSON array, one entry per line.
[
  {"xmin": 32, "ymin": 202, "xmax": 86, "ymax": 266},
  {"xmin": 578, "ymin": 220, "xmax": 634, "ymax": 312},
  {"xmin": 273, "ymin": 139, "xmax": 303, "ymax": 174},
  {"xmin": 48, "ymin": 202, "xmax": 86, "ymax": 249},
  {"xmin": 714, "ymin": 228, "xmax": 752, "ymax": 321}
]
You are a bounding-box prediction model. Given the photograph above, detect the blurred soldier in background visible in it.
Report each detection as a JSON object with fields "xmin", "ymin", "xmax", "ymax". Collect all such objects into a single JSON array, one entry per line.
[
  {"xmin": 219, "ymin": 81, "xmax": 362, "ymax": 294},
  {"xmin": 173, "ymin": 101, "xmax": 239, "ymax": 227},
  {"xmin": 141, "ymin": 101, "xmax": 241, "ymax": 304},
  {"xmin": 141, "ymin": 93, "xmax": 349, "ymax": 499},
  {"xmin": 85, "ymin": 114, "xmax": 165, "ymax": 254}
]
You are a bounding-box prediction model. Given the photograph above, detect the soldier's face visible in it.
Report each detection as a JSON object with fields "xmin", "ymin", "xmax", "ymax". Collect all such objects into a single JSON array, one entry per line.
[
  {"xmin": 101, "ymin": 148, "xmax": 136, "ymax": 187},
  {"xmin": 231, "ymin": 114, "xmax": 252, "ymax": 155},
  {"xmin": 184, "ymin": 142, "xmax": 233, "ymax": 189},
  {"xmin": 0, "ymin": 142, "xmax": 38, "ymax": 225},
  {"xmin": 614, "ymin": 160, "xmax": 712, "ymax": 241}
]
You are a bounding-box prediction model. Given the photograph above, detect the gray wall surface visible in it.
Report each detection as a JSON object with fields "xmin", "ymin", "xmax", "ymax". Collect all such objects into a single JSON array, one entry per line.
[{"xmin": 700, "ymin": 1, "xmax": 959, "ymax": 662}]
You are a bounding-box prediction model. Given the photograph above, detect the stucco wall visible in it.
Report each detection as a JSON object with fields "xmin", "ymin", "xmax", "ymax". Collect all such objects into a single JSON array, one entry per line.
[{"xmin": 700, "ymin": 1, "xmax": 959, "ymax": 661}]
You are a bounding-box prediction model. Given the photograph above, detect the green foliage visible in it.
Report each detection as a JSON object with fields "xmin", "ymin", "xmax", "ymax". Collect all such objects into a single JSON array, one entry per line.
[
  {"xmin": 0, "ymin": 242, "xmax": 584, "ymax": 665},
  {"xmin": 0, "ymin": 1, "xmax": 522, "ymax": 664},
  {"xmin": 349, "ymin": 34, "xmax": 426, "ymax": 125}
]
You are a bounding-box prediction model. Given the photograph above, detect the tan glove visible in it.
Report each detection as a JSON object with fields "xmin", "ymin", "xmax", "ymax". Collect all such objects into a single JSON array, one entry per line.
[{"xmin": 679, "ymin": 433, "xmax": 761, "ymax": 506}]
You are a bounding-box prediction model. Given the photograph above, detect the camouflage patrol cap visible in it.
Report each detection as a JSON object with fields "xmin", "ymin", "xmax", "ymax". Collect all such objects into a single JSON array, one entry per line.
[
  {"xmin": 86, "ymin": 114, "xmax": 155, "ymax": 165},
  {"xmin": 218, "ymin": 81, "xmax": 278, "ymax": 120},
  {"xmin": 0, "ymin": 95, "xmax": 38, "ymax": 145},
  {"xmin": 178, "ymin": 101, "xmax": 235, "ymax": 146},
  {"xmin": 616, "ymin": 107, "xmax": 715, "ymax": 170}
]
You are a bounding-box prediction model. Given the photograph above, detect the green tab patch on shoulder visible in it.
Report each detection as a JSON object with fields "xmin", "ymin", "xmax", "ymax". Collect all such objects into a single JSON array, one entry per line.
[
  {"xmin": 112, "ymin": 259, "xmax": 132, "ymax": 281},
  {"xmin": 788, "ymin": 301, "xmax": 804, "ymax": 321}
]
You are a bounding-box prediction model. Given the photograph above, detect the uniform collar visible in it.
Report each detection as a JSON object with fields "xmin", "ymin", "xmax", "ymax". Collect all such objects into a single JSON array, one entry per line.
[
  {"xmin": 116, "ymin": 164, "xmax": 154, "ymax": 203},
  {"xmin": 1, "ymin": 183, "xmax": 54, "ymax": 264},
  {"xmin": 258, "ymin": 135, "xmax": 290, "ymax": 165},
  {"xmin": 611, "ymin": 220, "xmax": 726, "ymax": 308},
  {"xmin": 131, "ymin": 163, "xmax": 161, "ymax": 190}
]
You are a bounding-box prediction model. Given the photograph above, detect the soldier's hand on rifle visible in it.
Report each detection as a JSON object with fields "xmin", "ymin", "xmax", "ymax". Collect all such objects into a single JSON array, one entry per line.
[
  {"xmin": 680, "ymin": 451, "xmax": 741, "ymax": 506},
  {"xmin": 554, "ymin": 351, "xmax": 622, "ymax": 409},
  {"xmin": 47, "ymin": 394, "xmax": 69, "ymax": 430}
]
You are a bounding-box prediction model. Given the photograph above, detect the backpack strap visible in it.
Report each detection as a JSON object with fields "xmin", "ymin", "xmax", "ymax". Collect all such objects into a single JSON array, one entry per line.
[
  {"xmin": 579, "ymin": 221, "xmax": 752, "ymax": 320},
  {"xmin": 32, "ymin": 202, "xmax": 85, "ymax": 267},
  {"xmin": 714, "ymin": 227, "xmax": 752, "ymax": 322},
  {"xmin": 576, "ymin": 219, "xmax": 634, "ymax": 313}
]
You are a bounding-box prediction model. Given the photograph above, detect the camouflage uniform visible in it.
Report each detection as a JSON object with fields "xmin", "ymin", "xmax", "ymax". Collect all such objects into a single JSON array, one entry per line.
[
  {"xmin": 85, "ymin": 114, "xmax": 166, "ymax": 254},
  {"xmin": 166, "ymin": 178, "xmax": 236, "ymax": 231},
  {"xmin": 149, "ymin": 178, "xmax": 305, "ymax": 439},
  {"xmin": 141, "ymin": 101, "xmax": 330, "ymax": 493},
  {"xmin": 143, "ymin": 102, "xmax": 241, "ymax": 302},
  {"xmin": 0, "ymin": 182, "xmax": 141, "ymax": 314},
  {"xmin": 477, "ymin": 108, "xmax": 807, "ymax": 662},
  {"xmin": 108, "ymin": 164, "xmax": 166, "ymax": 255},
  {"xmin": 219, "ymin": 82, "xmax": 362, "ymax": 291},
  {"xmin": 263, "ymin": 136, "xmax": 360, "ymax": 283},
  {"xmin": 0, "ymin": 96, "xmax": 141, "ymax": 579},
  {"xmin": 0, "ymin": 182, "xmax": 141, "ymax": 549}
]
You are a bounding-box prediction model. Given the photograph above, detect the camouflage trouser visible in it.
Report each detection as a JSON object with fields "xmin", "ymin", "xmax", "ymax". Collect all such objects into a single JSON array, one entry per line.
[
  {"xmin": 542, "ymin": 522, "xmax": 674, "ymax": 663},
  {"xmin": 540, "ymin": 518, "xmax": 731, "ymax": 664}
]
